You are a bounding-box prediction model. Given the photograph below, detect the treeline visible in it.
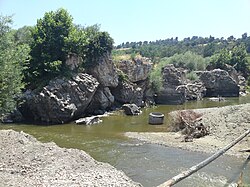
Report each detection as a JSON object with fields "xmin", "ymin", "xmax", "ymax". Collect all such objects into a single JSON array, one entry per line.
[
  {"xmin": 0, "ymin": 8, "xmax": 114, "ymax": 115},
  {"xmin": 115, "ymin": 34, "xmax": 250, "ymax": 60},
  {"xmin": 113, "ymin": 34, "xmax": 250, "ymax": 93}
]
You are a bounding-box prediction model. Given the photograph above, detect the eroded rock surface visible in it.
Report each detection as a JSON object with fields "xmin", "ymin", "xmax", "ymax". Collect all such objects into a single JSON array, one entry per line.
[
  {"xmin": 86, "ymin": 52, "xmax": 118, "ymax": 87},
  {"xmin": 118, "ymin": 57, "xmax": 152, "ymax": 83},
  {"xmin": 199, "ymin": 69, "xmax": 239, "ymax": 97},
  {"xmin": 20, "ymin": 73, "xmax": 99, "ymax": 124}
]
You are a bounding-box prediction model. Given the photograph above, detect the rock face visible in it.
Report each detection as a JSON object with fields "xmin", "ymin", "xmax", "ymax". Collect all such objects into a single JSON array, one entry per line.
[
  {"xmin": 20, "ymin": 73, "xmax": 99, "ymax": 124},
  {"xmin": 87, "ymin": 87, "xmax": 115, "ymax": 115},
  {"xmin": 111, "ymin": 81, "xmax": 144, "ymax": 107},
  {"xmin": 65, "ymin": 53, "xmax": 83, "ymax": 70},
  {"xmin": 86, "ymin": 52, "xmax": 118, "ymax": 87},
  {"xmin": 155, "ymin": 64, "xmax": 187, "ymax": 105},
  {"xmin": 176, "ymin": 82, "xmax": 207, "ymax": 101},
  {"xmin": 118, "ymin": 57, "xmax": 152, "ymax": 83},
  {"xmin": 238, "ymin": 75, "xmax": 246, "ymax": 94},
  {"xmin": 199, "ymin": 69, "xmax": 239, "ymax": 97}
]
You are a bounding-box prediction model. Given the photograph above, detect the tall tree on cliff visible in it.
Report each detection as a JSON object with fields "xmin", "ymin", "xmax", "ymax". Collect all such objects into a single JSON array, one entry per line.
[
  {"xmin": 25, "ymin": 8, "xmax": 75, "ymax": 87},
  {"xmin": 25, "ymin": 8, "xmax": 114, "ymax": 88},
  {"xmin": 0, "ymin": 15, "xmax": 30, "ymax": 115}
]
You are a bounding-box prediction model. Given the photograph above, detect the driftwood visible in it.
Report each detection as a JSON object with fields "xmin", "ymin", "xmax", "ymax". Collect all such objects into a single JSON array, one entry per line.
[
  {"xmin": 158, "ymin": 129, "xmax": 250, "ymax": 187},
  {"xmin": 172, "ymin": 110, "xmax": 209, "ymax": 142}
]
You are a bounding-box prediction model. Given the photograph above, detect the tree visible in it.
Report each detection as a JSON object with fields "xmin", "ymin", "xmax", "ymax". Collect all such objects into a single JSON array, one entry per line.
[
  {"xmin": 209, "ymin": 49, "xmax": 231, "ymax": 69},
  {"xmin": 83, "ymin": 24, "xmax": 114, "ymax": 66},
  {"xmin": 26, "ymin": 8, "xmax": 75, "ymax": 86},
  {"xmin": 0, "ymin": 15, "xmax": 30, "ymax": 115},
  {"xmin": 229, "ymin": 45, "xmax": 249, "ymax": 77},
  {"xmin": 13, "ymin": 26, "xmax": 34, "ymax": 45}
]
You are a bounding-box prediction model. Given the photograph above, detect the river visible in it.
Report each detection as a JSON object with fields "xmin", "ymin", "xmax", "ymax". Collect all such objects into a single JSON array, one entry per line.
[{"xmin": 1, "ymin": 96, "xmax": 250, "ymax": 186}]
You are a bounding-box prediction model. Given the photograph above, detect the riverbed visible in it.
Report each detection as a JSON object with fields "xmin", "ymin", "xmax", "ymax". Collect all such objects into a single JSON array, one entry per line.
[{"xmin": 1, "ymin": 96, "xmax": 250, "ymax": 186}]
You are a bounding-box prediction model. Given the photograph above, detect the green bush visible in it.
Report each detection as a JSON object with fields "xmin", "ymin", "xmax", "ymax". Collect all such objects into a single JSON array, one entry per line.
[
  {"xmin": 149, "ymin": 51, "xmax": 208, "ymax": 92},
  {"xmin": 186, "ymin": 71, "xmax": 199, "ymax": 81}
]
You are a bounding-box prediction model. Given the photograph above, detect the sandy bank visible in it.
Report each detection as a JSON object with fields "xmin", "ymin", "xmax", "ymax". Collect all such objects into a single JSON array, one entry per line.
[
  {"xmin": 126, "ymin": 103, "xmax": 250, "ymax": 158},
  {"xmin": 0, "ymin": 130, "xmax": 141, "ymax": 187}
]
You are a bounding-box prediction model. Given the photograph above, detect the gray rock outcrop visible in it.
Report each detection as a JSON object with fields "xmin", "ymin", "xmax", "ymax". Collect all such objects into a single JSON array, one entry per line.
[
  {"xmin": 111, "ymin": 81, "xmax": 144, "ymax": 107},
  {"xmin": 199, "ymin": 69, "xmax": 239, "ymax": 97},
  {"xmin": 118, "ymin": 57, "xmax": 152, "ymax": 83},
  {"xmin": 19, "ymin": 73, "xmax": 99, "ymax": 124},
  {"xmin": 75, "ymin": 116, "xmax": 102, "ymax": 125},
  {"xmin": 155, "ymin": 64, "xmax": 187, "ymax": 104},
  {"xmin": 86, "ymin": 52, "xmax": 118, "ymax": 87},
  {"xmin": 176, "ymin": 82, "xmax": 207, "ymax": 101},
  {"xmin": 86, "ymin": 87, "xmax": 115, "ymax": 115}
]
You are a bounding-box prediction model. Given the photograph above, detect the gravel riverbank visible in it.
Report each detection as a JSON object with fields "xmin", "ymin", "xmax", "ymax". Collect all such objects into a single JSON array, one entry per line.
[
  {"xmin": 126, "ymin": 103, "xmax": 250, "ymax": 158},
  {"xmin": 0, "ymin": 130, "xmax": 141, "ymax": 187}
]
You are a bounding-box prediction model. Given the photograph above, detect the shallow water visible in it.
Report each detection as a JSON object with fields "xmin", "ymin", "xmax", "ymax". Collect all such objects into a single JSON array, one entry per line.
[{"xmin": 1, "ymin": 96, "xmax": 250, "ymax": 186}]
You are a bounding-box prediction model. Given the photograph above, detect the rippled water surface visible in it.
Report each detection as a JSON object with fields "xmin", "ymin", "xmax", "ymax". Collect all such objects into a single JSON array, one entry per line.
[{"xmin": 1, "ymin": 96, "xmax": 250, "ymax": 186}]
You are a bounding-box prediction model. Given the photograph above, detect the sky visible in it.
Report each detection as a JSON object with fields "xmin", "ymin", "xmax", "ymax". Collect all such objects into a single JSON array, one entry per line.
[{"xmin": 1, "ymin": 0, "xmax": 250, "ymax": 45}]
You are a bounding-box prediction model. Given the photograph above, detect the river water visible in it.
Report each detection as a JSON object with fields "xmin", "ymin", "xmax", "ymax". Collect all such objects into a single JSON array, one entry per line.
[{"xmin": 1, "ymin": 96, "xmax": 250, "ymax": 186}]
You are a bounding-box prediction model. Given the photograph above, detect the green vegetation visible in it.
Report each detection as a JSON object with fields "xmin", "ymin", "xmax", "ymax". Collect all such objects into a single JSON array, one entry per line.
[
  {"xmin": 25, "ymin": 8, "xmax": 114, "ymax": 88},
  {"xmin": 0, "ymin": 9, "xmax": 114, "ymax": 114},
  {"xmin": 149, "ymin": 52, "xmax": 208, "ymax": 92},
  {"xmin": 115, "ymin": 33, "xmax": 250, "ymax": 91},
  {"xmin": 0, "ymin": 15, "xmax": 30, "ymax": 115},
  {"xmin": 1, "ymin": 7, "xmax": 250, "ymax": 115},
  {"xmin": 210, "ymin": 44, "xmax": 250, "ymax": 77}
]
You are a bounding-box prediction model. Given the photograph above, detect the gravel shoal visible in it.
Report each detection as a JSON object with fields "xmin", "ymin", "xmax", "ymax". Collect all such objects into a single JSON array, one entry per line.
[
  {"xmin": 0, "ymin": 130, "xmax": 141, "ymax": 187},
  {"xmin": 126, "ymin": 103, "xmax": 250, "ymax": 158}
]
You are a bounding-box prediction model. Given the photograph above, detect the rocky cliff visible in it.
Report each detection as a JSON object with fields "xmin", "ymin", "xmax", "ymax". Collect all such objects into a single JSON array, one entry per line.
[
  {"xmin": 20, "ymin": 73, "xmax": 99, "ymax": 124},
  {"xmin": 199, "ymin": 69, "xmax": 239, "ymax": 97},
  {"xmin": 117, "ymin": 57, "xmax": 152, "ymax": 83}
]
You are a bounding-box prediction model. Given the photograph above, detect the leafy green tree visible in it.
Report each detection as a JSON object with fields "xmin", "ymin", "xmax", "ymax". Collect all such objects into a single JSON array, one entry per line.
[
  {"xmin": 83, "ymin": 25, "xmax": 114, "ymax": 66},
  {"xmin": 26, "ymin": 8, "xmax": 75, "ymax": 86},
  {"xmin": 209, "ymin": 49, "xmax": 231, "ymax": 69},
  {"xmin": 0, "ymin": 15, "xmax": 30, "ymax": 115},
  {"xmin": 229, "ymin": 45, "xmax": 249, "ymax": 77},
  {"xmin": 13, "ymin": 26, "xmax": 34, "ymax": 45}
]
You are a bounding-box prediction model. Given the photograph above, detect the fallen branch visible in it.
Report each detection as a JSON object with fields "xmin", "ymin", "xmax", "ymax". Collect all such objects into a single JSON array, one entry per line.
[{"xmin": 158, "ymin": 129, "xmax": 250, "ymax": 187}]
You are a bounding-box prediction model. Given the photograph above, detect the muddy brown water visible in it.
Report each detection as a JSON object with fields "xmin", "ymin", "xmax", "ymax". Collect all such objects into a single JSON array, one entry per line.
[{"xmin": 1, "ymin": 96, "xmax": 250, "ymax": 186}]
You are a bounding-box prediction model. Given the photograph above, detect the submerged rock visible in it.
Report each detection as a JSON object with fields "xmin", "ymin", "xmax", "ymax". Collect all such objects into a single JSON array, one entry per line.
[
  {"xmin": 122, "ymin": 104, "xmax": 141, "ymax": 115},
  {"xmin": 19, "ymin": 73, "xmax": 99, "ymax": 124},
  {"xmin": 75, "ymin": 116, "xmax": 102, "ymax": 125}
]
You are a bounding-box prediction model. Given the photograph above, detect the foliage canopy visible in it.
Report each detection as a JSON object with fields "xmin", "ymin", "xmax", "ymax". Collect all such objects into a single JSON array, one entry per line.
[{"xmin": 0, "ymin": 15, "xmax": 30, "ymax": 115}]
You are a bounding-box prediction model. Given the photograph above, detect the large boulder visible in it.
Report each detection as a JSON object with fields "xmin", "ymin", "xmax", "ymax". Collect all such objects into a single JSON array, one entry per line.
[
  {"xmin": 199, "ymin": 69, "xmax": 239, "ymax": 97},
  {"xmin": 117, "ymin": 57, "xmax": 152, "ymax": 83},
  {"xmin": 86, "ymin": 87, "xmax": 115, "ymax": 115},
  {"xmin": 85, "ymin": 52, "xmax": 118, "ymax": 87},
  {"xmin": 122, "ymin": 104, "xmax": 141, "ymax": 115},
  {"xmin": 19, "ymin": 73, "xmax": 99, "ymax": 124},
  {"xmin": 111, "ymin": 80, "xmax": 144, "ymax": 107},
  {"xmin": 155, "ymin": 64, "xmax": 187, "ymax": 105},
  {"xmin": 176, "ymin": 82, "xmax": 207, "ymax": 101}
]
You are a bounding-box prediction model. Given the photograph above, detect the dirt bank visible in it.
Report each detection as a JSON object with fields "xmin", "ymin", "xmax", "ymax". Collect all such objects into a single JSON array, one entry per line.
[
  {"xmin": 126, "ymin": 103, "xmax": 250, "ymax": 158},
  {"xmin": 0, "ymin": 130, "xmax": 141, "ymax": 187}
]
